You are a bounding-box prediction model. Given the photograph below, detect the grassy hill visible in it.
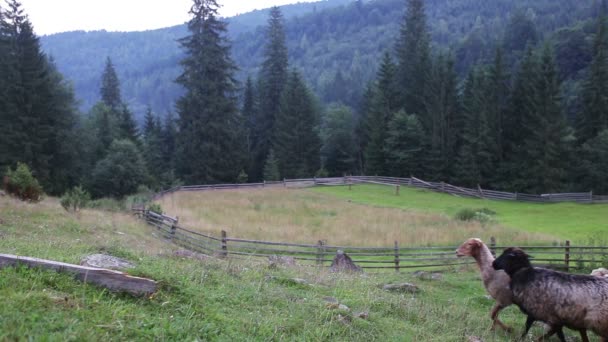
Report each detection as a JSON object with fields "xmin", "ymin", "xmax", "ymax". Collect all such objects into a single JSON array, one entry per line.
[{"xmin": 2, "ymin": 191, "xmax": 598, "ymax": 341}]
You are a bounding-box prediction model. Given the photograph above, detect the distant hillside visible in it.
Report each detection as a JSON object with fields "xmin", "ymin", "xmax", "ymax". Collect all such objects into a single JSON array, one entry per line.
[{"xmin": 41, "ymin": 0, "xmax": 598, "ymax": 122}]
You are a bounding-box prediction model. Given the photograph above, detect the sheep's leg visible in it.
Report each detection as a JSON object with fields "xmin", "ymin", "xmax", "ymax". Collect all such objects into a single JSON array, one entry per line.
[
  {"xmin": 578, "ymin": 329, "xmax": 589, "ymax": 342},
  {"xmin": 490, "ymin": 304, "xmax": 512, "ymax": 332},
  {"xmin": 520, "ymin": 316, "xmax": 535, "ymax": 341},
  {"xmin": 534, "ymin": 325, "xmax": 564, "ymax": 342}
]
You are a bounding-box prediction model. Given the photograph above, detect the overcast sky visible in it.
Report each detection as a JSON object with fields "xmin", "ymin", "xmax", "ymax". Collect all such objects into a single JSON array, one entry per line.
[{"xmin": 18, "ymin": 0, "xmax": 314, "ymax": 36}]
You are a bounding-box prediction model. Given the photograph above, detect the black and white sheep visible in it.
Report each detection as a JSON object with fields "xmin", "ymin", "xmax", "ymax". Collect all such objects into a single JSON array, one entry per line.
[{"xmin": 493, "ymin": 247, "xmax": 608, "ymax": 342}]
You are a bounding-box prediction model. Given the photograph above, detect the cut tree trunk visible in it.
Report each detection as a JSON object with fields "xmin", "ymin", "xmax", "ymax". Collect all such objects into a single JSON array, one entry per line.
[{"xmin": 0, "ymin": 253, "xmax": 156, "ymax": 296}]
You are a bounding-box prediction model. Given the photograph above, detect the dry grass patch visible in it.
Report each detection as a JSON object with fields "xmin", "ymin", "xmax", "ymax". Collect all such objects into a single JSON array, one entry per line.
[{"xmin": 156, "ymin": 188, "xmax": 554, "ymax": 247}]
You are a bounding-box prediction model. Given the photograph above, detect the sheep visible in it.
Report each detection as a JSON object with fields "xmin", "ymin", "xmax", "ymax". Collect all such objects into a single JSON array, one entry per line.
[
  {"xmin": 493, "ymin": 247, "xmax": 608, "ymax": 342},
  {"xmin": 456, "ymin": 238, "xmax": 513, "ymax": 332}
]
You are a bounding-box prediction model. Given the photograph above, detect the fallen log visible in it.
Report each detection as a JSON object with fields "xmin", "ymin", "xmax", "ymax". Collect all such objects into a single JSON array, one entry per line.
[{"xmin": 0, "ymin": 253, "xmax": 157, "ymax": 296}]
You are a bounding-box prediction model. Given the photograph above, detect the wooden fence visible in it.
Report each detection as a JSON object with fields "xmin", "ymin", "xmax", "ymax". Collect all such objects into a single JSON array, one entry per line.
[
  {"xmin": 133, "ymin": 208, "xmax": 608, "ymax": 272},
  {"xmin": 152, "ymin": 176, "xmax": 607, "ymax": 204}
]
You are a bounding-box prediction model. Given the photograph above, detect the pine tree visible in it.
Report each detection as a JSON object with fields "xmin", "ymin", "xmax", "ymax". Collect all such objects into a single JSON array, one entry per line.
[
  {"xmin": 273, "ymin": 70, "xmax": 320, "ymax": 179},
  {"xmin": 175, "ymin": 0, "xmax": 244, "ymax": 184},
  {"xmin": 0, "ymin": 1, "xmax": 79, "ymax": 194},
  {"xmin": 500, "ymin": 47, "xmax": 538, "ymax": 189},
  {"xmin": 395, "ymin": 0, "xmax": 431, "ymax": 116},
  {"xmin": 577, "ymin": 10, "xmax": 608, "ymax": 143},
  {"xmin": 252, "ymin": 6, "xmax": 289, "ymax": 181},
  {"xmin": 142, "ymin": 107, "xmax": 164, "ymax": 186},
  {"xmin": 579, "ymin": 130, "xmax": 608, "ymax": 194},
  {"xmin": 263, "ymin": 149, "xmax": 280, "ymax": 181},
  {"xmin": 486, "ymin": 47, "xmax": 510, "ymax": 166},
  {"xmin": 423, "ymin": 53, "xmax": 460, "ymax": 181},
  {"xmin": 453, "ymin": 68, "xmax": 494, "ymax": 187},
  {"xmin": 518, "ymin": 45, "xmax": 573, "ymax": 193},
  {"xmin": 242, "ymin": 76, "xmax": 257, "ymax": 178},
  {"xmin": 321, "ymin": 104, "xmax": 358, "ymax": 176},
  {"xmin": 385, "ymin": 110, "xmax": 425, "ymax": 178},
  {"xmin": 364, "ymin": 53, "xmax": 399, "ymax": 175},
  {"xmin": 117, "ymin": 104, "xmax": 138, "ymax": 143},
  {"xmin": 100, "ymin": 57, "xmax": 122, "ymax": 110}
]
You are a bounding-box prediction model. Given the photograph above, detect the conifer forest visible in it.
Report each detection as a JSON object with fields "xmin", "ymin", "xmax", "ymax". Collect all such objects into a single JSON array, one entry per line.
[{"xmin": 2, "ymin": 0, "xmax": 608, "ymax": 198}]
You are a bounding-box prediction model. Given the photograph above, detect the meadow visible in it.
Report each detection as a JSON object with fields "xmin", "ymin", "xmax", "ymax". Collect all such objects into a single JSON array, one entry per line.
[
  {"xmin": 1, "ymin": 186, "xmax": 607, "ymax": 341},
  {"xmin": 156, "ymin": 186, "xmax": 558, "ymax": 247}
]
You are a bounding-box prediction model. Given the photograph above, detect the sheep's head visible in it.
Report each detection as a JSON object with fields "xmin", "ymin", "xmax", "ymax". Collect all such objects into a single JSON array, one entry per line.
[
  {"xmin": 492, "ymin": 247, "xmax": 531, "ymax": 276},
  {"xmin": 456, "ymin": 238, "xmax": 483, "ymax": 257}
]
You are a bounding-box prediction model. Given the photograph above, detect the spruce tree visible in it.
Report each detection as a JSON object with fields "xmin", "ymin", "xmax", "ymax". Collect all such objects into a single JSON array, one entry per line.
[
  {"xmin": 142, "ymin": 107, "xmax": 164, "ymax": 186},
  {"xmin": 453, "ymin": 68, "xmax": 494, "ymax": 187},
  {"xmin": 500, "ymin": 47, "xmax": 538, "ymax": 188},
  {"xmin": 273, "ymin": 70, "xmax": 320, "ymax": 179},
  {"xmin": 577, "ymin": 10, "xmax": 608, "ymax": 143},
  {"xmin": 263, "ymin": 149, "xmax": 280, "ymax": 181},
  {"xmin": 0, "ymin": 1, "xmax": 79, "ymax": 194},
  {"xmin": 486, "ymin": 47, "xmax": 510, "ymax": 166},
  {"xmin": 364, "ymin": 53, "xmax": 399, "ymax": 175},
  {"xmin": 385, "ymin": 110, "xmax": 425, "ymax": 178},
  {"xmin": 100, "ymin": 57, "xmax": 122, "ymax": 110},
  {"xmin": 175, "ymin": 0, "xmax": 244, "ymax": 184},
  {"xmin": 321, "ymin": 104, "xmax": 358, "ymax": 176},
  {"xmin": 395, "ymin": 0, "xmax": 431, "ymax": 116},
  {"xmin": 423, "ymin": 54, "xmax": 460, "ymax": 181},
  {"xmin": 242, "ymin": 76, "xmax": 257, "ymax": 177},
  {"xmin": 252, "ymin": 6, "xmax": 289, "ymax": 181},
  {"xmin": 518, "ymin": 45, "xmax": 573, "ymax": 193}
]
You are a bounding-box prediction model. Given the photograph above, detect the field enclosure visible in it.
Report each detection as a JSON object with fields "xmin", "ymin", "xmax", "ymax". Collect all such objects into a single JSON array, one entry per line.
[{"xmin": 151, "ymin": 183, "xmax": 608, "ymax": 271}]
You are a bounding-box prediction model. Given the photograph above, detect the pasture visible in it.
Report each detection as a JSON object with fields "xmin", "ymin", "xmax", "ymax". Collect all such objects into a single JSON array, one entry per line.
[
  {"xmin": 156, "ymin": 187, "xmax": 558, "ymax": 247},
  {"xmin": 0, "ymin": 186, "xmax": 606, "ymax": 340}
]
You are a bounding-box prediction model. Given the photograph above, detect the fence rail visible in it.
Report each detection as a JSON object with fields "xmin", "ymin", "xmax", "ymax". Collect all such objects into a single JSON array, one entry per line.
[{"xmin": 134, "ymin": 208, "xmax": 607, "ymax": 272}]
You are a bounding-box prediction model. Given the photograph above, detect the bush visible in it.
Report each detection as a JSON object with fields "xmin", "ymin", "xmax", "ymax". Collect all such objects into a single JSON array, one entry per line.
[
  {"xmin": 237, "ymin": 169, "xmax": 248, "ymax": 184},
  {"xmin": 454, "ymin": 208, "xmax": 496, "ymax": 223},
  {"xmin": 60, "ymin": 186, "xmax": 91, "ymax": 212},
  {"xmin": 5, "ymin": 163, "xmax": 43, "ymax": 202},
  {"xmin": 147, "ymin": 202, "xmax": 163, "ymax": 215}
]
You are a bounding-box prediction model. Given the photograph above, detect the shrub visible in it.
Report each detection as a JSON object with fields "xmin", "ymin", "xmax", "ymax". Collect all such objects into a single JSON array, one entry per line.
[
  {"xmin": 5, "ymin": 163, "xmax": 43, "ymax": 202},
  {"xmin": 454, "ymin": 208, "xmax": 496, "ymax": 223},
  {"xmin": 60, "ymin": 186, "xmax": 91, "ymax": 212},
  {"xmin": 148, "ymin": 202, "xmax": 163, "ymax": 215},
  {"xmin": 237, "ymin": 169, "xmax": 248, "ymax": 184}
]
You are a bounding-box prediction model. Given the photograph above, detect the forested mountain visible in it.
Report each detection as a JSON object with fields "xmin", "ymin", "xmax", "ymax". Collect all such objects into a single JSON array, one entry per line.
[{"xmin": 41, "ymin": 0, "xmax": 599, "ymax": 121}]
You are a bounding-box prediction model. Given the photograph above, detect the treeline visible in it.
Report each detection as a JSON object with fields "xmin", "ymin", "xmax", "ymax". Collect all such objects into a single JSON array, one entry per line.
[
  {"xmin": 2, "ymin": 0, "xmax": 608, "ymax": 200},
  {"xmin": 40, "ymin": 0, "xmax": 599, "ymax": 122},
  {"xmin": 348, "ymin": 0, "xmax": 608, "ymax": 194}
]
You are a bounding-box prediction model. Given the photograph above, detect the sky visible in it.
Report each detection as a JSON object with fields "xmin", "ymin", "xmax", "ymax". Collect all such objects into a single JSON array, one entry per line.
[{"xmin": 18, "ymin": 0, "xmax": 315, "ymax": 36}]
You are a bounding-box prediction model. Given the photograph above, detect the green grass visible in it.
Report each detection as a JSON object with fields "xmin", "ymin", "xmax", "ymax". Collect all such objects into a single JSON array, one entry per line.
[
  {"xmin": 313, "ymin": 184, "xmax": 608, "ymax": 244},
  {"xmin": 0, "ymin": 194, "xmax": 602, "ymax": 341}
]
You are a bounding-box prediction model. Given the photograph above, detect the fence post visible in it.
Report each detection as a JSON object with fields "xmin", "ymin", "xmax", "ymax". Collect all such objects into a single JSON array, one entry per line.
[
  {"xmin": 490, "ymin": 236, "xmax": 496, "ymax": 257},
  {"xmin": 263, "ymin": 180, "xmax": 266, "ymax": 188},
  {"xmin": 394, "ymin": 241, "xmax": 400, "ymax": 272},
  {"xmin": 316, "ymin": 240, "xmax": 325, "ymax": 266},
  {"xmin": 314, "ymin": 176, "xmax": 317, "ymax": 185},
  {"xmin": 170, "ymin": 216, "xmax": 178, "ymax": 240},
  {"xmin": 283, "ymin": 178, "xmax": 287, "ymax": 187},
  {"xmin": 565, "ymin": 240, "xmax": 570, "ymax": 272},
  {"xmin": 590, "ymin": 190, "xmax": 593, "ymax": 202},
  {"xmin": 409, "ymin": 176, "xmax": 413, "ymax": 186},
  {"xmin": 221, "ymin": 230, "xmax": 228, "ymax": 258},
  {"xmin": 348, "ymin": 182, "xmax": 352, "ymax": 191},
  {"xmin": 395, "ymin": 185, "xmax": 400, "ymax": 196},
  {"xmin": 477, "ymin": 184, "xmax": 484, "ymax": 198},
  {"xmin": 441, "ymin": 182, "xmax": 446, "ymax": 192}
]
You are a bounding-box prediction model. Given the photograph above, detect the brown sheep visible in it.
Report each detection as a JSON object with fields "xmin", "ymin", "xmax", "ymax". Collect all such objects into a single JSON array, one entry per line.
[
  {"xmin": 456, "ymin": 238, "xmax": 513, "ymax": 332},
  {"xmin": 493, "ymin": 247, "xmax": 607, "ymax": 342}
]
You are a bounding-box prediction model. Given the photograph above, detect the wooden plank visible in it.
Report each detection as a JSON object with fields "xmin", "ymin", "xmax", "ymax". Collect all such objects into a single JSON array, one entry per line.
[{"xmin": 0, "ymin": 254, "xmax": 157, "ymax": 296}]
